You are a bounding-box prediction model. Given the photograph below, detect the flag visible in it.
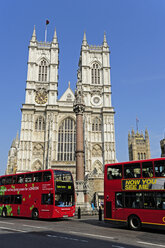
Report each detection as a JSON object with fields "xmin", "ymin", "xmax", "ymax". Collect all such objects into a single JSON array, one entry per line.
[{"xmin": 46, "ymin": 20, "xmax": 49, "ymax": 25}]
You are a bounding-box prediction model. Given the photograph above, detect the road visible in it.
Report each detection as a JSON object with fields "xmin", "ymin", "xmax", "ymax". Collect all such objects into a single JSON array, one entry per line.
[{"xmin": 0, "ymin": 216, "xmax": 164, "ymax": 248}]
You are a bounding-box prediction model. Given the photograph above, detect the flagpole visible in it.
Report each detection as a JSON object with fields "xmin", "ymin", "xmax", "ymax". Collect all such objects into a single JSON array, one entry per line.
[
  {"xmin": 45, "ymin": 20, "xmax": 49, "ymax": 43},
  {"xmin": 45, "ymin": 24, "xmax": 47, "ymax": 43}
]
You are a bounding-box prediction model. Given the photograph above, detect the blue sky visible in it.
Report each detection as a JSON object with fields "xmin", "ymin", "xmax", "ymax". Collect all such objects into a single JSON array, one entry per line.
[{"xmin": 0, "ymin": 0, "xmax": 165, "ymax": 175}]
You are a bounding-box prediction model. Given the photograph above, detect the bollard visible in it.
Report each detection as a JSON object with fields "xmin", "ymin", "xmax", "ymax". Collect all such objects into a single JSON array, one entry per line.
[
  {"xmin": 99, "ymin": 206, "xmax": 102, "ymax": 221},
  {"xmin": 78, "ymin": 207, "xmax": 81, "ymax": 219}
]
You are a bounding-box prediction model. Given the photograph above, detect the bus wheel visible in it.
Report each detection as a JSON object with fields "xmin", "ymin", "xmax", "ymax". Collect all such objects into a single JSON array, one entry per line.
[
  {"xmin": 128, "ymin": 215, "xmax": 141, "ymax": 231},
  {"xmin": 32, "ymin": 209, "xmax": 39, "ymax": 220},
  {"xmin": 2, "ymin": 208, "xmax": 7, "ymax": 217}
]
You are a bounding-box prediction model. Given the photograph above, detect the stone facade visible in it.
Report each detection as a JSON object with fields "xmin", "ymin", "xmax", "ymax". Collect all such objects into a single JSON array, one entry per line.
[
  {"xmin": 128, "ymin": 129, "xmax": 151, "ymax": 161},
  {"xmin": 7, "ymin": 27, "xmax": 116, "ymax": 207}
]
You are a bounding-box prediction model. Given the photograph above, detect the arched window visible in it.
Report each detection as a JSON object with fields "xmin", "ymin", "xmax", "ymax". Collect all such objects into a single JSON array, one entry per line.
[
  {"xmin": 38, "ymin": 60, "xmax": 48, "ymax": 82},
  {"xmin": 138, "ymin": 153, "xmax": 140, "ymax": 160},
  {"xmin": 35, "ymin": 116, "xmax": 45, "ymax": 131},
  {"xmin": 92, "ymin": 118, "xmax": 101, "ymax": 132},
  {"xmin": 91, "ymin": 63, "xmax": 100, "ymax": 84},
  {"xmin": 58, "ymin": 118, "xmax": 76, "ymax": 161}
]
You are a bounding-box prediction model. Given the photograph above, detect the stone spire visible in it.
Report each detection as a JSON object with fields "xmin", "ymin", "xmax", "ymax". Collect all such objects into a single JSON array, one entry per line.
[
  {"xmin": 11, "ymin": 139, "xmax": 16, "ymax": 148},
  {"xmin": 103, "ymin": 32, "xmax": 108, "ymax": 47},
  {"xmin": 145, "ymin": 128, "xmax": 149, "ymax": 138},
  {"xmin": 82, "ymin": 31, "xmax": 87, "ymax": 46},
  {"xmin": 52, "ymin": 27, "xmax": 58, "ymax": 44},
  {"xmin": 15, "ymin": 131, "xmax": 19, "ymax": 147},
  {"xmin": 16, "ymin": 131, "xmax": 19, "ymax": 141},
  {"xmin": 31, "ymin": 25, "xmax": 36, "ymax": 42}
]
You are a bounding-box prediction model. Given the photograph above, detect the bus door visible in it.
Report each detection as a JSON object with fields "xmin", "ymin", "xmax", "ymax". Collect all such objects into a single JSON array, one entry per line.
[
  {"xmin": 105, "ymin": 192, "xmax": 115, "ymax": 219},
  {"xmin": 115, "ymin": 192, "xmax": 124, "ymax": 220}
]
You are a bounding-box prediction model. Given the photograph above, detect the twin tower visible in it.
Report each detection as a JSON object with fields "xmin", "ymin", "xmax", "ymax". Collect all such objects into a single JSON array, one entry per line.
[{"xmin": 7, "ymin": 26, "xmax": 116, "ymax": 206}]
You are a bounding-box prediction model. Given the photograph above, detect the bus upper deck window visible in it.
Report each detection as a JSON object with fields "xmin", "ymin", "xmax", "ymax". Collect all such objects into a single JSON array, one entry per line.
[
  {"xmin": 43, "ymin": 171, "xmax": 51, "ymax": 182},
  {"xmin": 0, "ymin": 177, "xmax": 6, "ymax": 185},
  {"xmin": 25, "ymin": 174, "xmax": 33, "ymax": 183},
  {"xmin": 6, "ymin": 176, "xmax": 12, "ymax": 185},
  {"xmin": 17, "ymin": 175, "xmax": 24, "ymax": 184},
  {"xmin": 154, "ymin": 160, "xmax": 165, "ymax": 177},
  {"xmin": 142, "ymin": 161, "xmax": 153, "ymax": 178},
  {"xmin": 124, "ymin": 163, "xmax": 141, "ymax": 178},
  {"xmin": 107, "ymin": 165, "xmax": 122, "ymax": 180},
  {"xmin": 13, "ymin": 176, "xmax": 16, "ymax": 184},
  {"xmin": 33, "ymin": 172, "xmax": 42, "ymax": 182}
]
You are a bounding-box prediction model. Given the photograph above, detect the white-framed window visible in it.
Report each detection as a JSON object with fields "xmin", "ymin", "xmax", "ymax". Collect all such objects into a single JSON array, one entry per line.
[
  {"xmin": 91, "ymin": 63, "xmax": 100, "ymax": 84},
  {"xmin": 35, "ymin": 116, "xmax": 45, "ymax": 131},
  {"xmin": 38, "ymin": 60, "xmax": 48, "ymax": 82},
  {"xmin": 57, "ymin": 118, "xmax": 76, "ymax": 161},
  {"xmin": 92, "ymin": 117, "xmax": 101, "ymax": 132}
]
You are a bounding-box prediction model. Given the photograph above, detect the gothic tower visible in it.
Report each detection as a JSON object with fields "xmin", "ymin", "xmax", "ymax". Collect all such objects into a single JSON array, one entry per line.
[
  {"xmin": 160, "ymin": 138, "xmax": 165, "ymax": 157},
  {"xmin": 77, "ymin": 32, "xmax": 116, "ymax": 174},
  {"xmin": 17, "ymin": 26, "xmax": 59, "ymax": 172},
  {"xmin": 128, "ymin": 128, "xmax": 151, "ymax": 161},
  {"xmin": 76, "ymin": 33, "xmax": 116, "ymax": 206}
]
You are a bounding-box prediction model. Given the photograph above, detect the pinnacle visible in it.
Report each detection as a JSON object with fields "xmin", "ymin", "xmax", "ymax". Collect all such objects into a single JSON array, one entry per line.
[{"xmin": 52, "ymin": 27, "xmax": 58, "ymax": 43}]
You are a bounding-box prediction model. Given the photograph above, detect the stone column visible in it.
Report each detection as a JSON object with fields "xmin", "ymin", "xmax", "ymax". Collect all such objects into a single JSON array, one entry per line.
[
  {"xmin": 73, "ymin": 88, "xmax": 90, "ymax": 212},
  {"xmin": 75, "ymin": 106, "xmax": 85, "ymax": 181}
]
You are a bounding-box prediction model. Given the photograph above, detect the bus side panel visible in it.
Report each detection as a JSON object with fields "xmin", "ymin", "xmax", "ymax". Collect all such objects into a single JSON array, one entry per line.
[{"xmin": 123, "ymin": 209, "xmax": 165, "ymax": 226}]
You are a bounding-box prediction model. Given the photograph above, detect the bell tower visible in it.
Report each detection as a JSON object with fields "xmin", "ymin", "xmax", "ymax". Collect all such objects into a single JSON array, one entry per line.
[
  {"xmin": 75, "ymin": 32, "xmax": 116, "ymax": 207},
  {"xmin": 25, "ymin": 26, "xmax": 59, "ymax": 105},
  {"xmin": 17, "ymin": 26, "xmax": 59, "ymax": 172},
  {"xmin": 77, "ymin": 32, "xmax": 116, "ymax": 175}
]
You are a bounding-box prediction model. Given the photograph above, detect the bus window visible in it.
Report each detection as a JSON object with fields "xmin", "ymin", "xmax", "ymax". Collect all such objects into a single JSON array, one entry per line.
[
  {"xmin": 116, "ymin": 193, "xmax": 123, "ymax": 208},
  {"xmin": 11, "ymin": 195, "xmax": 15, "ymax": 204},
  {"xmin": 6, "ymin": 176, "xmax": 13, "ymax": 185},
  {"xmin": 154, "ymin": 160, "xmax": 165, "ymax": 177},
  {"xmin": 124, "ymin": 163, "xmax": 141, "ymax": 178},
  {"xmin": 14, "ymin": 195, "xmax": 22, "ymax": 204},
  {"xmin": 3, "ymin": 195, "xmax": 11, "ymax": 204},
  {"xmin": 142, "ymin": 161, "xmax": 153, "ymax": 178},
  {"xmin": 41, "ymin": 193, "xmax": 53, "ymax": 205},
  {"xmin": 33, "ymin": 172, "xmax": 42, "ymax": 182},
  {"xmin": 143, "ymin": 192, "xmax": 156, "ymax": 209},
  {"xmin": 156, "ymin": 193, "xmax": 165, "ymax": 209},
  {"xmin": 0, "ymin": 177, "xmax": 6, "ymax": 185},
  {"xmin": 107, "ymin": 165, "xmax": 122, "ymax": 180},
  {"xmin": 63, "ymin": 173, "xmax": 72, "ymax": 182},
  {"xmin": 43, "ymin": 171, "xmax": 51, "ymax": 182},
  {"xmin": 13, "ymin": 176, "xmax": 17, "ymax": 184},
  {"xmin": 125, "ymin": 192, "xmax": 142, "ymax": 208},
  {"xmin": 54, "ymin": 171, "xmax": 63, "ymax": 181},
  {"xmin": 17, "ymin": 175, "xmax": 24, "ymax": 184},
  {"xmin": 25, "ymin": 174, "xmax": 33, "ymax": 183}
]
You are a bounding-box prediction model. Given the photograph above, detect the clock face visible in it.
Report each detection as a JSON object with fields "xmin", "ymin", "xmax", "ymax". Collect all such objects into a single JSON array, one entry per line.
[
  {"xmin": 35, "ymin": 91, "xmax": 48, "ymax": 104},
  {"xmin": 91, "ymin": 95, "xmax": 102, "ymax": 106},
  {"xmin": 93, "ymin": 96, "xmax": 100, "ymax": 104}
]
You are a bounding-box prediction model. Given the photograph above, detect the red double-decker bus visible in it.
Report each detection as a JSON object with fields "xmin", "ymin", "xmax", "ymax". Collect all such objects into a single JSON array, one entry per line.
[
  {"xmin": 0, "ymin": 169, "xmax": 75, "ymax": 219},
  {"xmin": 104, "ymin": 158, "xmax": 165, "ymax": 230}
]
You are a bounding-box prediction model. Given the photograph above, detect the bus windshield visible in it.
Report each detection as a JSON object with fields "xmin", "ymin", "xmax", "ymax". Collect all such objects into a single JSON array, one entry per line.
[
  {"xmin": 54, "ymin": 170, "xmax": 73, "ymax": 182},
  {"xmin": 54, "ymin": 170, "xmax": 74, "ymax": 207}
]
